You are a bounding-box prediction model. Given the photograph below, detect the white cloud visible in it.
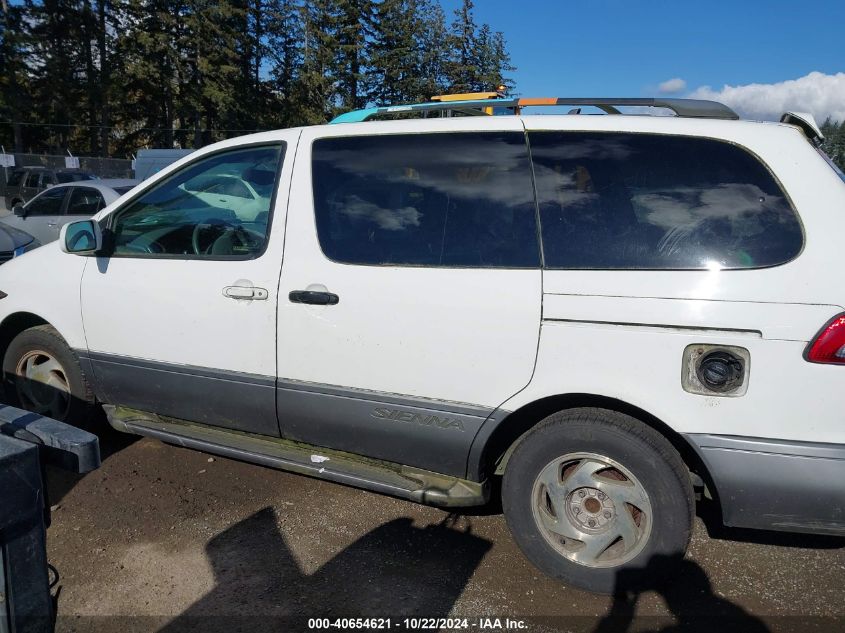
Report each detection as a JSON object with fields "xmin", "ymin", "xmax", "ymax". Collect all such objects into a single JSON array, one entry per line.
[
  {"xmin": 658, "ymin": 78, "xmax": 687, "ymax": 94},
  {"xmin": 689, "ymin": 71, "xmax": 845, "ymax": 123},
  {"xmin": 336, "ymin": 195, "xmax": 421, "ymax": 231}
]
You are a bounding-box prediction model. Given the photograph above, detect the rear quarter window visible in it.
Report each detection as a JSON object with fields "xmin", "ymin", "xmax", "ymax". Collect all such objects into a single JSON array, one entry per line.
[{"xmin": 530, "ymin": 132, "xmax": 803, "ymax": 270}]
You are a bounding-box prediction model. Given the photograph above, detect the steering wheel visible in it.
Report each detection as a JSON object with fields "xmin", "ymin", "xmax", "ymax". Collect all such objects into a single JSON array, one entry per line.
[
  {"xmin": 191, "ymin": 219, "xmax": 230, "ymax": 255},
  {"xmin": 191, "ymin": 220, "xmax": 257, "ymax": 255}
]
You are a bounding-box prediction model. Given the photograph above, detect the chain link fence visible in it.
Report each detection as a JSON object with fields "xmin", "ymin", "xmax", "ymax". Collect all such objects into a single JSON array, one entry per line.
[{"xmin": 1, "ymin": 152, "xmax": 134, "ymax": 210}]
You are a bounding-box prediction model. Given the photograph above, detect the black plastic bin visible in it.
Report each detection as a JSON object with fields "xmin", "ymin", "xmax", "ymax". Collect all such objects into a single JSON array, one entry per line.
[{"xmin": 0, "ymin": 405, "xmax": 100, "ymax": 633}]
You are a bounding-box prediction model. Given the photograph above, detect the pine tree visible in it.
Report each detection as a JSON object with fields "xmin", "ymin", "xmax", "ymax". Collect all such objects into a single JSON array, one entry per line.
[
  {"xmin": 832, "ymin": 121, "xmax": 845, "ymax": 170},
  {"xmin": 25, "ymin": 0, "xmax": 91, "ymax": 152},
  {"xmin": 442, "ymin": 0, "xmax": 514, "ymax": 95},
  {"xmin": 6, "ymin": 0, "xmax": 518, "ymax": 152},
  {"xmin": 490, "ymin": 30, "xmax": 514, "ymax": 94},
  {"xmin": 474, "ymin": 23, "xmax": 495, "ymax": 92},
  {"xmin": 366, "ymin": 0, "xmax": 420, "ymax": 105},
  {"xmin": 334, "ymin": 0, "xmax": 371, "ymax": 111},
  {"xmin": 445, "ymin": 0, "xmax": 477, "ymax": 92},
  {"xmin": 291, "ymin": 0, "xmax": 337, "ymax": 124},
  {"xmin": 265, "ymin": 0, "xmax": 302, "ymax": 126},
  {"xmin": 95, "ymin": 0, "xmax": 114, "ymax": 156},
  {"xmin": 0, "ymin": 0, "xmax": 27, "ymax": 151},
  {"xmin": 415, "ymin": 0, "xmax": 449, "ymax": 99}
]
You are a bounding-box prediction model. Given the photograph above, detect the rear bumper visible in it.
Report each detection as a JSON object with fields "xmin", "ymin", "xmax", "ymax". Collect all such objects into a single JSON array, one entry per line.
[{"xmin": 684, "ymin": 434, "xmax": 845, "ymax": 535}]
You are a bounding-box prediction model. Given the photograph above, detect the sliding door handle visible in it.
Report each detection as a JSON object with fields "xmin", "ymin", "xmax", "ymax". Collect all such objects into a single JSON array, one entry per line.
[{"xmin": 289, "ymin": 290, "xmax": 339, "ymax": 305}]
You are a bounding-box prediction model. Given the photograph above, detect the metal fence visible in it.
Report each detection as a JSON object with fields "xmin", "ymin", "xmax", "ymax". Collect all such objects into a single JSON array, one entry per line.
[
  {"xmin": 0, "ymin": 152, "xmax": 134, "ymax": 207},
  {"xmin": 1, "ymin": 152, "xmax": 133, "ymax": 179}
]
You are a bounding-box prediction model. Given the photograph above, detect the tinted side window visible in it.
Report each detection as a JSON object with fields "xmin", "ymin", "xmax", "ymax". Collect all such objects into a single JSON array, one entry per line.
[
  {"xmin": 111, "ymin": 144, "xmax": 283, "ymax": 259},
  {"xmin": 56, "ymin": 172, "xmax": 95, "ymax": 183},
  {"xmin": 530, "ymin": 132, "xmax": 803, "ymax": 270},
  {"xmin": 6, "ymin": 170, "xmax": 25, "ymax": 187},
  {"xmin": 312, "ymin": 132, "xmax": 539, "ymax": 268},
  {"xmin": 26, "ymin": 187, "xmax": 67, "ymax": 216},
  {"xmin": 25, "ymin": 172, "xmax": 41, "ymax": 188},
  {"xmin": 66, "ymin": 187, "xmax": 105, "ymax": 215}
]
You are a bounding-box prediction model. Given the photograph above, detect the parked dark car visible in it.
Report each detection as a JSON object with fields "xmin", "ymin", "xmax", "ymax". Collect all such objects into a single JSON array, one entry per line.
[
  {"xmin": 3, "ymin": 166, "xmax": 96, "ymax": 209},
  {"xmin": 0, "ymin": 224, "xmax": 39, "ymax": 264}
]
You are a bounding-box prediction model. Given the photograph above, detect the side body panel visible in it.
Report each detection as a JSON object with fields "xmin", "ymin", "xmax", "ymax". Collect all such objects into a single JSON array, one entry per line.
[
  {"xmin": 499, "ymin": 116, "xmax": 845, "ymax": 442},
  {"xmin": 275, "ymin": 118, "xmax": 542, "ymax": 477},
  {"xmin": 77, "ymin": 130, "xmax": 300, "ymax": 436},
  {"xmin": 0, "ymin": 241, "xmax": 89, "ymax": 352},
  {"xmin": 467, "ymin": 116, "xmax": 845, "ymax": 530}
]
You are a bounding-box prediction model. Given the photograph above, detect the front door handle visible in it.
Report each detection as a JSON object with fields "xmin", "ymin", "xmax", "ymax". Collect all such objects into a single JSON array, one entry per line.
[
  {"xmin": 289, "ymin": 290, "xmax": 339, "ymax": 305},
  {"xmin": 223, "ymin": 285, "xmax": 268, "ymax": 300}
]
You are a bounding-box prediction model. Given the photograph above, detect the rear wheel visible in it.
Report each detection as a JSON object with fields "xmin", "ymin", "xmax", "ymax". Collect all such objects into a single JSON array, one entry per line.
[
  {"xmin": 2, "ymin": 325, "xmax": 97, "ymax": 427},
  {"xmin": 502, "ymin": 408, "xmax": 693, "ymax": 594}
]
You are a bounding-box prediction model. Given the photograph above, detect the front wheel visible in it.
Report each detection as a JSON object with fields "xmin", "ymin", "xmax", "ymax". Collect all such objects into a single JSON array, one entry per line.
[
  {"xmin": 2, "ymin": 324, "xmax": 97, "ymax": 427},
  {"xmin": 502, "ymin": 408, "xmax": 694, "ymax": 594}
]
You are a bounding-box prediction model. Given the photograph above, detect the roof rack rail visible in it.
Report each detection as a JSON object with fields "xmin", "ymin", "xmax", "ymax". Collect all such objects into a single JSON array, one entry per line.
[{"xmin": 330, "ymin": 96, "xmax": 740, "ymax": 124}]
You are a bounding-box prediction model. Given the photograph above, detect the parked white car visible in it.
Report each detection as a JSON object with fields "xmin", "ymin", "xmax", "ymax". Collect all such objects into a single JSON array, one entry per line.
[
  {"xmin": 2, "ymin": 179, "xmax": 139, "ymax": 245},
  {"xmin": 180, "ymin": 173, "xmax": 272, "ymax": 221},
  {"xmin": 1, "ymin": 97, "xmax": 844, "ymax": 594}
]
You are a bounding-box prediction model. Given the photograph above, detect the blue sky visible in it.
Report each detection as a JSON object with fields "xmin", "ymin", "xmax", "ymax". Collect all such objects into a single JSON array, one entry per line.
[{"xmin": 439, "ymin": 0, "xmax": 845, "ymax": 121}]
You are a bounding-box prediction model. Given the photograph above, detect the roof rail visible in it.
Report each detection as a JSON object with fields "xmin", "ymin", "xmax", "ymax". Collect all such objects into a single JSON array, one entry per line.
[
  {"xmin": 330, "ymin": 98, "xmax": 519, "ymax": 124},
  {"xmin": 330, "ymin": 96, "xmax": 739, "ymax": 124}
]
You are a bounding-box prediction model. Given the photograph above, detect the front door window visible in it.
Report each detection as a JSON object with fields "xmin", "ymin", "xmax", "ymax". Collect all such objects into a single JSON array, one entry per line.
[{"xmin": 110, "ymin": 144, "xmax": 284, "ymax": 259}]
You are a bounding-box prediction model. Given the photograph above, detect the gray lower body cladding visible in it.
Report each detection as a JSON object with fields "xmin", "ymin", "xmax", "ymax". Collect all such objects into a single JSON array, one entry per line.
[
  {"xmin": 104, "ymin": 405, "xmax": 489, "ymax": 507},
  {"xmin": 78, "ymin": 351, "xmax": 493, "ymax": 478},
  {"xmin": 79, "ymin": 351, "xmax": 279, "ymax": 436},
  {"xmin": 276, "ymin": 379, "xmax": 493, "ymax": 477},
  {"xmin": 685, "ymin": 433, "xmax": 845, "ymax": 535}
]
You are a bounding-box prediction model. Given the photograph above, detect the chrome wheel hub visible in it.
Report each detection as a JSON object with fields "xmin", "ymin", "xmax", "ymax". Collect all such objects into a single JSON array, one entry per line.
[
  {"xmin": 567, "ymin": 487, "xmax": 616, "ymax": 531},
  {"xmin": 14, "ymin": 350, "xmax": 71, "ymax": 420},
  {"xmin": 531, "ymin": 452, "xmax": 652, "ymax": 569}
]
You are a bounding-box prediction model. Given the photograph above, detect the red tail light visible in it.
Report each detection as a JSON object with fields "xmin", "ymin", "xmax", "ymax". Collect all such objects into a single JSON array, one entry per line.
[{"xmin": 806, "ymin": 313, "xmax": 845, "ymax": 364}]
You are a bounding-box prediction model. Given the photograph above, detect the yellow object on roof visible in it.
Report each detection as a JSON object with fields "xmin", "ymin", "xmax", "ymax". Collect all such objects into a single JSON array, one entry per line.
[{"xmin": 431, "ymin": 92, "xmax": 501, "ymax": 102}]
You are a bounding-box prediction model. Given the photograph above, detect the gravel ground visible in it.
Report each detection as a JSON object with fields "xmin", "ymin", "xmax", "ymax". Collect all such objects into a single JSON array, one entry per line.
[{"xmin": 45, "ymin": 428, "xmax": 845, "ymax": 633}]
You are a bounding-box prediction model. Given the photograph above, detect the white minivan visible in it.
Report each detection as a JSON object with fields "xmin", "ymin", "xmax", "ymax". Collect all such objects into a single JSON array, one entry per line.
[{"xmin": 1, "ymin": 97, "xmax": 843, "ymax": 593}]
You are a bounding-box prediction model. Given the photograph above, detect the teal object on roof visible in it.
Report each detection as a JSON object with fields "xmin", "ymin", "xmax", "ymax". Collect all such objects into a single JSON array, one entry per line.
[
  {"xmin": 331, "ymin": 107, "xmax": 382, "ymax": 124},
  {"xmin": 329, "ymin": 98, "xmax": 518, "ymax": 124}
]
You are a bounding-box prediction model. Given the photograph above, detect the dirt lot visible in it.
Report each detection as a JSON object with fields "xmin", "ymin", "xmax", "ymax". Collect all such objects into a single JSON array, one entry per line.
[{"xmin": 46, "ymin": 427, "xmax": 845, "ymax": 633}]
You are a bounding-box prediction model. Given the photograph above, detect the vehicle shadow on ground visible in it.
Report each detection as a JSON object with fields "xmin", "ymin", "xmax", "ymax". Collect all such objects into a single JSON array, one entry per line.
[
  {"xmin": 593, "ymin": 555, "xmax": 771, "ymax": 633},
  {"xmin": 158, "ymin": 508, "xmax": 492, "ymax": 633}
]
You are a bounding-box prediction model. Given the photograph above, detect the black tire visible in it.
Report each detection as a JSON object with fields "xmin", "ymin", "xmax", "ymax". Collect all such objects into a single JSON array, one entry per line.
[
  {"xmin": 2, "ymin": 324, "xmax": 98, "ymax": 428},
  {"xmin": 502, "ymin": 407, "xmax": 694, "ymax": 594}
]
